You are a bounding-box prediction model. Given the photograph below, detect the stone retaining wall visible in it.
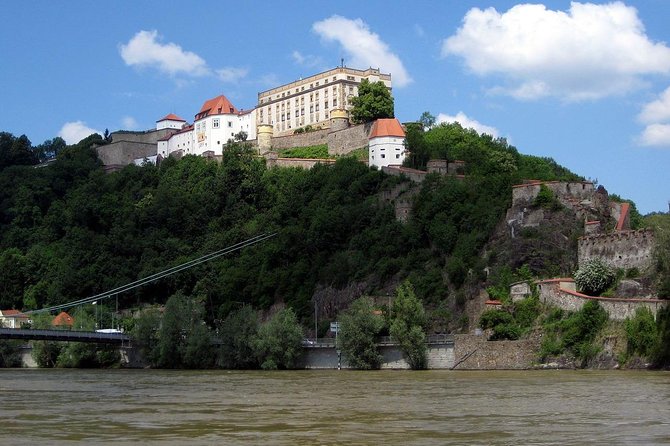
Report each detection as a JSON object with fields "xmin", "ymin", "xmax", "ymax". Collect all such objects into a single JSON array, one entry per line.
[
  {"xmin": 452, "ymin": 334, "xmax": 540, "ymax": 370},
  {"xmin": 578, "ymin": 229, "xmax": 655, "ymax": 271},
  {"xmin": 536, "ymin": 278, "xmax": 668, "ymax": 320},
  {"xmin": 300, "ymin": 343, "xmax": 455, "ymax": 369}
]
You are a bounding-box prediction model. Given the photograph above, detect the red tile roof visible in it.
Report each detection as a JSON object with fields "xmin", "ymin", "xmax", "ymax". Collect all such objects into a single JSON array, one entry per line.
[
  {"xmin": 52, "ymin": 311, "xmax": 74, "ymax": 327},
  {"xmin": 195, "ymin": 95, "xmax": 238, "ymax": 120},
  {"xmin": 615, "ymin": 202, "xmax": 630, "ymax": 231},
  {"xmin": 1, "ymin": 309, "xmax": 28, "ymax": 318},
  {"xmin": 369, "ymin": 118, "xmax": 405, "ymax": 138},
  {"xmin": 157, "ymin": 113, "xmax": 186, "ymax": 123}
]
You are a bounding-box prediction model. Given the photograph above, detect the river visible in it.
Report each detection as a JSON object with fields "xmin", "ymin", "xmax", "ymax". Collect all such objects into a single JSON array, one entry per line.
[{"xmin": 1, "ymin": 369, "xmax": 668, "ymax": 445}]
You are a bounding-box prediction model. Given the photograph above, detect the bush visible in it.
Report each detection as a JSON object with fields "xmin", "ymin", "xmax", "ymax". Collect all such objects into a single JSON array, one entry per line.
[
  {"xmin": 479, "ymin": 309, "xmax": 520, "ymax": 340},
  {"xmin": 574, "ymin": 258, "xmax": 616, "ymax": 296},
  {"xmin": 253, "ymin": 308, "xmax": 303, "ymax": 370},
  {"xmin": 625, "ymin": 307, "xmax": 658, "ymax": 358},
  {"xmin": 338, "ymin": 297, "xmax": 384, "ymax": 369}
]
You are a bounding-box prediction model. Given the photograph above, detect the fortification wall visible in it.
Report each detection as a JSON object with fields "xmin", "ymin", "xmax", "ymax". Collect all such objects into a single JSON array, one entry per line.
[
  {"xmin": 96, "ymin": 129, "xmax": 176, "ymax": 166},
  {"xmin": 327, "ymin": 122, "xmax": 372, "ymax": 155},
  {"xmin": 452, "ymin": 334, "xmax": 540, "ymax": 369},
  {"xmin": 512, "ymin": 181, "xmax": 594, "ymax": 206},
  {"xmin": 536, "ymin": 278, "xmax": 668, "ymax": 320},
  {"xmin": 97, "ymin": 141, "xmax": 158, "ymax": 166},
  {"xmin": 382, "ymin": 165, "xmax": 427, "ymax": 183},
  {"xmin": 267, "ymin": 157, "xmax": 336, "ymax": 170},
  {"xmin": 578, "ymin": 229, "xmax": 655, "ymax": 270},
  {"xmin": 268, "ymin": 129, "xmax": 329, "ymax": 150}
]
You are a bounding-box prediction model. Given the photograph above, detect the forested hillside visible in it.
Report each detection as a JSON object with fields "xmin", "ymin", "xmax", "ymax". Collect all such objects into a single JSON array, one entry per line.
[{"xmin": 0, "ymin": 124, "xmax": 583, "ymax": 333}]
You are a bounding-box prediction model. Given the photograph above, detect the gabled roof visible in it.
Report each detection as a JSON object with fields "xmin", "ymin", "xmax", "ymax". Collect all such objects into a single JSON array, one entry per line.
[
  {"xmin": 369, "ymin": 118, "xmax": 405, "ymax": 138},
  {"xmin": 52, "ymin": 311, "xmax": 74, "ymax": 327},
  {"xmin": 1, "ymin": 309, "xmax": 28, "ymax": 318},
  {"xmin": 195, "ymin": 95, "xmax": 238, "ymax": 120},
  {"xmin": 157, "ymin": 113, "xmax": 186, "ymax": 123}
]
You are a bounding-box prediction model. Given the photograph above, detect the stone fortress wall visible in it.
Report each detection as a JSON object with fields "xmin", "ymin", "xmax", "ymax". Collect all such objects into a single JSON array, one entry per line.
[
  {"xmin": 536, "ymin": 278, "xmax": 668, "ymax": 320},
  {"xmin": 578, "ymin": 229, "xmax": 655, "ymax": 270}
]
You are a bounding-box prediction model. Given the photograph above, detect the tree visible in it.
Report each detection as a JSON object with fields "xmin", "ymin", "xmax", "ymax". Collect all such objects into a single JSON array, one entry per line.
[
  {"xmin": 338, "ymin": 296, "xmax": 384, "ymax": 369},
  {"xmin": 253, "ymin": 308, "xmax": 303, "ymax": 370},
  {"xmin": 131, "ymin": 307, "xmax": 162, "ymax": 366},
  {"xmin": 156, "ymin": 294, "xmax": 185, "ymax": 368},
  {"xmin": 390, "ymin": 281, "xmax": 428, "ymax": 369},
  {"xmin": 217, "ymin": 305, "xmax": 259, "ymax": 369},
  {"xmin": 419, "ymin": 111, "xmax": 436, "ymax": 130},
  {"xmin": 349, "ymin": 79, "xmax": 394, "ymax": 124}
]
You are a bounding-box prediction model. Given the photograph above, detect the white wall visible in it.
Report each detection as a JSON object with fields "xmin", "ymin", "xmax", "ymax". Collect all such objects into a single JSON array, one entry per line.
[{"xmin": 369, "ymin": 136, "xmax": 405, "ymax": 168}]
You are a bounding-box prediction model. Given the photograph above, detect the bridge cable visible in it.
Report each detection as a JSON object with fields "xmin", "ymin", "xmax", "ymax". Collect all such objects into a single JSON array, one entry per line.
[{"xmin": 25, "ymin": 231, "xmax": 277, "ymax": 314}]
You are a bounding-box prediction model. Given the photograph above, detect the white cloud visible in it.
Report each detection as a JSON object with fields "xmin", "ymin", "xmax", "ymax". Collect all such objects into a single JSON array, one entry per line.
[
  {"xmin": 121, "ymin": 116, "xmax": 138, "ymax": 130},
  {"xmin": 639, "ymin": 87, "xmax": 670, "ymax": 124},
  {"xmin": 637, "ymin": 86, "xmax": 670, "ymax": 147},
  {"xmin": 437, "ymin": 112, "xmax": 499, "ymax": 137},
  {"xmin": 291, "ymin": 50, "xmax": 323, "ymax": 68},
  {"xmin": 638, "ymin": 123, "xmax": 670, "ymax": 147},
  {"xmin": 119, "ymin": 30, "xmax": 210, "ymax": 77},
  {"xmin": 58, "ymin": 121, "xmax": 102, "ymax": 145},
  {"xmin": 216, "ymin": 67, "xmax": 248, "ymax": 83},
  {"xmin": 313, "ymin": 16, "xmax": 412, "ymax": 87},
  {"xmin": 442, "ymin": 2, "xmax": 670, "ymax": 101}
]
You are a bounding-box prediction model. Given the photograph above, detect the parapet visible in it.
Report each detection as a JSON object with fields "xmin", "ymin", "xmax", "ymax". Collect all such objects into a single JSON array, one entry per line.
[{"xmin": 578, "ymin": 229, "xmax": 655, "ymax": 271}]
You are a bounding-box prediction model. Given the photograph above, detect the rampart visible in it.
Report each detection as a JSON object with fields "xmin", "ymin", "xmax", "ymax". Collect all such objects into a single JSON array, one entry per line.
[
  {"xmin": 326, "ymin": 122, "xmax": 372, "ymax": 155},
  {"xmin": 266, "ymin": 156, "xmax": 337, "ymax": 170},
  {"xmin": 382, "ymin": 165, "xmax": 427, "ymax": 183},
  {"xmin": 536, "ymin": 278, "xmax": 667, "ymax": 320},
  {"xmin": 265, "ymin": 128, "xmax": 329, "ymax": 150},
  {"xmin": 97, "ymin": 129, "xmax": 175, "ymax": 166},
  {"xmin": 578, "ymin": 229, "xmax": 655, "ymax": 270},
  {"xmin": 511, "ymin": 181, "xmax": 594, "ymax": 207}
]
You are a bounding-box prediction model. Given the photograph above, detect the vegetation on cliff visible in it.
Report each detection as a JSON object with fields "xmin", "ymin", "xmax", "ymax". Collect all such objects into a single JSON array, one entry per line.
[{"xmin": 3, "ymin": 122, "xmax": 664, "ymax": 369}]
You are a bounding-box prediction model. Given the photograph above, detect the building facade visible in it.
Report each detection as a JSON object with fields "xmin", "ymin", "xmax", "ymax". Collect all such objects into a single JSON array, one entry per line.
[
  {"xmin": 368, "ymin": 118, "xmax": 406, "ymax": 168},
  {"xmin": 256, "ymin": 66, "xmax": 392, "ymax": 136},
  {"xmin": 157, "ymin": 95, "xmax": 257, "ymax": 158}
]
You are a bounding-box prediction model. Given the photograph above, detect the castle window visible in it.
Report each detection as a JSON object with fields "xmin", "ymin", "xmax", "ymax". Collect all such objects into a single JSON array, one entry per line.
[
  {"xmin": 333, "ymin": 99, "xmax": 337, "ymax": 106},
  {"xmin": 381, "ymin": 154, "xmax": 385, "ymax": 159},
  {"xmin": 315, "ymin": 104, "xmax": 319, "ymax": 111},
  {"xmin": 213, "ymin": 118, "xmax": 220, "ymax": 128},
  {"xmin": 228, "ymin": 121, "xmax": 232, "ymax": 127},
  {"xmin": 325, "ymin": 101, "xmax": 329, "ymax": 108}
]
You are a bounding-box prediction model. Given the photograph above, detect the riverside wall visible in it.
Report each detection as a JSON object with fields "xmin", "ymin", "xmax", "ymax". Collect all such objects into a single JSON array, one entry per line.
[
  {"xmin": 451, "ymin": 335, "xmax": 540, "ymax": 370},
  {"xmin": 300, "ymin": 343, "xmax": 455, "ymax": 370}
]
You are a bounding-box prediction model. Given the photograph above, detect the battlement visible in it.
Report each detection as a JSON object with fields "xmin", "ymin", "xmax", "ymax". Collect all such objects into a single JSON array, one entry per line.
[
  {"xmin": 578, "ymin": 229, "xmax": 655, "ymax": 270},
  {"xmin": 511, "ymin": 180, "xmax": 594, "ymax": 207}
]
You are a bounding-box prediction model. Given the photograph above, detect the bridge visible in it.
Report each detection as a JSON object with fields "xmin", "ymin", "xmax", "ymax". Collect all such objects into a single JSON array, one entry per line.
[{"xmin": 0, "ymin": 328, "xmax": 130, "ymax": 344}]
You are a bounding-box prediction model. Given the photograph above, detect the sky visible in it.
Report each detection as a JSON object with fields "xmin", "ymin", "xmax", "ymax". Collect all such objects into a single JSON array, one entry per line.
[{"xmin": 1, "ymin": 1, "xmax": 669, "ymax": 214}]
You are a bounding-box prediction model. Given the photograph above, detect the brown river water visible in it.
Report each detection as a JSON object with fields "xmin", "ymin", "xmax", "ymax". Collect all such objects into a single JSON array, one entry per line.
[{"xmin": 0, "ymin": 369, "xmax": 668, "ymax": 445}]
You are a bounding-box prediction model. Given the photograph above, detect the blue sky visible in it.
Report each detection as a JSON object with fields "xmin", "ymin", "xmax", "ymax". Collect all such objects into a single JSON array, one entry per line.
[{"xmin": 1, "ymin": 1, "xmax": 669, "ymax": 213}]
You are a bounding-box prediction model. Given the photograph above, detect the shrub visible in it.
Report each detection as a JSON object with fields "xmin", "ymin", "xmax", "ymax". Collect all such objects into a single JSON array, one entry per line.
[
  {"xmin": 574, "ymin": 258, "xmax": 616, "ymax": 296},
  {"xmin": 625, "ymin": 307, "xmax": 658, "ymax": 358},
  {"xmin": 479, "ymin": 309, "xmax": 520, "ymax": 340}
]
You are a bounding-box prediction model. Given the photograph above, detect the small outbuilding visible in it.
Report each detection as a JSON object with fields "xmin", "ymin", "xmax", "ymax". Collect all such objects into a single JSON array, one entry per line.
[{"xmin": 369, "ymin": 118, "xmax": 406, "ymax": 168}]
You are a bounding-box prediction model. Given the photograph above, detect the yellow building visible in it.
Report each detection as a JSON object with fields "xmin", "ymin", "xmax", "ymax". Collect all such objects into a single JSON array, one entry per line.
[{"xmin": 257, "ymin": 66, "xmax": 392, "ymax": 136}]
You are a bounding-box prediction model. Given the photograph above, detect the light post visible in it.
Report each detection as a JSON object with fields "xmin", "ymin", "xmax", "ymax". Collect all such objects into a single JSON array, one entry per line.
[{"xmin": 314, "ymin": 300, "xmax": 318, "ymax": 343}]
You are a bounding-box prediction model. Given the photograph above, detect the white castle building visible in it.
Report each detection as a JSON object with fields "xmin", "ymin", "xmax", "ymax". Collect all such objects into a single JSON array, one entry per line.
[{"xmin": 155, "ymin": 66, "xmax": 392, "ymax": 159}]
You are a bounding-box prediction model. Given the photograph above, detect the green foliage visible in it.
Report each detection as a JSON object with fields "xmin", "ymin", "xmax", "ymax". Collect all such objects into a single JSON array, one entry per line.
[
  {"xmin": 480, "ymin": 309, "xmax": 520, "ymax": 340},
  {"xmin": 338, "ymin": 296, "xmax": 384, "ymax": 369},
  {"xmin": 389, "ymin": 281, "xmax": 427, "ymax": 369},
  {"xmin": 574, "ymin": 258, "xmax": 616, "ymax": 296},
  {"xmin": 349, "ymin": 79, "xmax": 394, "ymax": 124},
  {"xmin": 625, "ymin": 307, "xmax": 658, "ymax": 358},
  {"xmin": 253, "ymin": 308, "xmax": 303, "ymax": 370},
  {"xmin": 533, "ymin": 184, "xmax": 562, "ymax": 210},
  {"xmin": 540, "ymin": 300, "xmax": 608, "ymax": 365},
  {"xmin": 652, "ymin": 306, "xmax": 670, "ymax": 367},
  {"xmin": 277, "ymin": 145, "xmax": 330, "ymax": 159},
  {"xmin": 131, "ymin": 307, "xmax": 161, "ymax": 366},
  {"xmin": 0, "ymin": 340, "xmax": 22, "ymax": 367},
  {"xmin": 643, "ymin": 213, "xmax": 670, "ymax": 298},
  {"xmin": 217, "ymin": 305, "xmax": 259, "ymax": 369}
]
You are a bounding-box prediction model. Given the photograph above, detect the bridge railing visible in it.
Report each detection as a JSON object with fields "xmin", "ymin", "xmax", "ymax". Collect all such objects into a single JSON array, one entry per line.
[{"xmin": 0, "ymin": 328, "xmax": 130, "ymax": 344}]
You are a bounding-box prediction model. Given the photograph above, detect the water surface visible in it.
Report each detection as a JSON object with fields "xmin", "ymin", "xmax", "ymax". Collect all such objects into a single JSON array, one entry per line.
[{"xmin": 1, "ymin": 369, "xmax": 668, "ymax": 445}]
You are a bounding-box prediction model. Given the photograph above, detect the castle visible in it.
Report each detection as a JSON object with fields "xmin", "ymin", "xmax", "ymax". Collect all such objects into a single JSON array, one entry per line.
[{"xmin": 96, "ymin": 66, "xmax": 405, "ymax": 171}]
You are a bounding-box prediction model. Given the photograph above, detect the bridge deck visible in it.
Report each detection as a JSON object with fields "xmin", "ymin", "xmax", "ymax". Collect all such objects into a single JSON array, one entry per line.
[{"xmin": 0, "ymin": 328, "xmax": 130, "ymax": 344}]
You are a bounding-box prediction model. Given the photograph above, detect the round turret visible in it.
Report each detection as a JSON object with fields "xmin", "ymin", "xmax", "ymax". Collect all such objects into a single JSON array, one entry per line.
[
  {"xmin": 257, "ymin": 124, "xmax": 274, "ymax": 154},
  {"xmin": 330, "ymin": 108, "xmax": 349, "ymax": 132}
]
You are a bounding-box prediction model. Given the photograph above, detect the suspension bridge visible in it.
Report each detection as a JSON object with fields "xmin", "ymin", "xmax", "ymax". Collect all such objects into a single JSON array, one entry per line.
[{"xmin": 0, "ymin": 233, "xmax": 277, "ymax": 344}]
